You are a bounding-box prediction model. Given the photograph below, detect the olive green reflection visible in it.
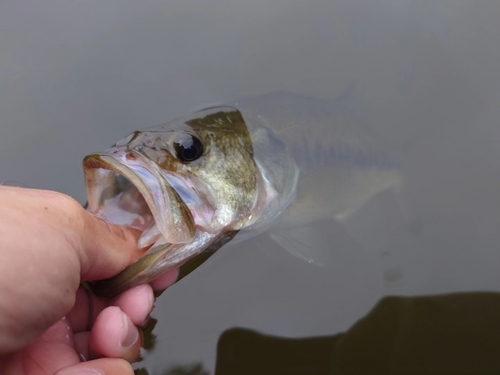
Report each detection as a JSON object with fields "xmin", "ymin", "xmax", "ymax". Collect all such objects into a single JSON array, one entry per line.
[
  {"xmin": 135, "ymin": 364, "xmax": 209, "ymax": 375},
  {"xmin": 214, "ymin": 292, "xmax": 500, "ymax": 375}
]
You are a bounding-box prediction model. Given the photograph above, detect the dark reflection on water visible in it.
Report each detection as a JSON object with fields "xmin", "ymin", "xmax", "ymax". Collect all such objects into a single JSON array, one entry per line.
[
  {"xmin": 135, "ymin": 364, "xmax": 209, "ymax": 375},
  {"xmin": 216, "ymin": 293, "xmax": 500, "ymax": 374}
]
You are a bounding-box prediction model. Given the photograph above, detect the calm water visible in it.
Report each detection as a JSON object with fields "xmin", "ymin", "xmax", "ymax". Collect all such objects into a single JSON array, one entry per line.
[{"xmin": 2, "ymin": 1, "xmax": 500, "ymax": 373}]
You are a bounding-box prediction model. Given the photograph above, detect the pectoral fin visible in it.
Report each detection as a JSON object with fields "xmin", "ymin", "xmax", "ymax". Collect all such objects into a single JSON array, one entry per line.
[{"xmin": 268, "ymin": 220, "xmax": 340, "ymax": 267}]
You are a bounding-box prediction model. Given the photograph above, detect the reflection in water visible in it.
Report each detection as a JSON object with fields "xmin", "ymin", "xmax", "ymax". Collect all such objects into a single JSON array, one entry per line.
[
  {"xmin": 142, "ymin": 318, "xmax": 159, "ymax": 352},
  {"xmin": 135, "ymin": 364, "xmax": 209, "ymax": 375},
  {"xmin": 214, "ymin": 293, "xmax": 500, "ymax": 375}
]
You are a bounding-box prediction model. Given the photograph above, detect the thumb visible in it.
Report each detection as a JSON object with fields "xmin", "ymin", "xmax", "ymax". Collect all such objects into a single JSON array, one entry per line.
[{"xmin": 77, "ymin": 210, "xmax": 143, "ymax": 282}]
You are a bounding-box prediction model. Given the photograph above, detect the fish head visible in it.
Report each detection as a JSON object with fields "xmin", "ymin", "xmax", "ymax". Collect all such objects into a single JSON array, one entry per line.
[{"xmin": 83, "ymin": 107, "xmax": 259, "ymax": 251}]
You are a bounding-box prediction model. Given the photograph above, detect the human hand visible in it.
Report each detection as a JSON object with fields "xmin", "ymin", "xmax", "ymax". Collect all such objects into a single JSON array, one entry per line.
[{"xmin": 0, "ymin": 187, "xmax": 179, "ymax": 375}]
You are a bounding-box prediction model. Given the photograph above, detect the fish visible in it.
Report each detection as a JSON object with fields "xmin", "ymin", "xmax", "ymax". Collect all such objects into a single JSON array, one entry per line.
[{"xmin": 83, "ymin": 86, "xmax": 403, "ymax": 297}]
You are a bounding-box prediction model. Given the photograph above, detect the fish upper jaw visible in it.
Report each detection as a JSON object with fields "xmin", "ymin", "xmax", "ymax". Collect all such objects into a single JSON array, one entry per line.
[{"xmin": 83, "ymin": 149, "xmax": 196, "ymax": 247}]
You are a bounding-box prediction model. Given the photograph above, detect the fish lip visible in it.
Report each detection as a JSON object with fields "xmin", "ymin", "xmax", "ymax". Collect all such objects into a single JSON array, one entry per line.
[{"xmin": 83, "ymin": 150, "xmax": 195, "ymax": 244}]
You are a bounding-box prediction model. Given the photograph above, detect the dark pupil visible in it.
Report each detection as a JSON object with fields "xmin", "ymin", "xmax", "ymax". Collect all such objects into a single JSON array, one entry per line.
[{"xmin": 174, "ymin": 134, "xmax": 203, "ymax": 162}]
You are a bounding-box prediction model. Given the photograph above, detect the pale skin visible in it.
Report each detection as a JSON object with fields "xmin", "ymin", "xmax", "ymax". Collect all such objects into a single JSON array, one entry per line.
[{"xmin": 0, "ymin": 186, "xmax": 179, "ymax": 375}]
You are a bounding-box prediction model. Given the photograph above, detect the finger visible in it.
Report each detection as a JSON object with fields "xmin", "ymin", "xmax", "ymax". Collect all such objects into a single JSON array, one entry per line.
[
  {"xmin": 69, "ymin": 283, "xmax": 154, "ymax": 333},
  {"xmin": 67, "ymin": 287, "xmax": 107, "ymax": 333},
  {"xmin": 89, "ymin": 306, "xmax": 142, "ymax": 363},
  {"xmin": 110, "ymin": 284, "xmax": 155, "ymax": 326},
  {"xmin": 55, "ymin": 358, "xmax": 134, "ymax": 375},
  {"xmin": 15, "ymin": 319, "xmax": 80, "ymax": 374},
  {"xmin": 150, "ymin": 268, "xmax": 180, "ymax": 292},
  {"xmin": 67, "ymin": 288, "xmax": 91, "ymax": 333},
  {"xmin": 74, "ymin": 331, "xmax": 90, "ymax": 362},
  {"xmin": 73, "ymin": 284, "xmax": 152, "ymax": 360},
  {"xmin": 78, "ymin": 210, "xmax": 145, "ymax": 281}
]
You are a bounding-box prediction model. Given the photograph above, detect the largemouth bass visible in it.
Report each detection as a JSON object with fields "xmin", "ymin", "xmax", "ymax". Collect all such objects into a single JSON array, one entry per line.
[{"xmin": 84, "ymin": 88, "xmax": 402, "ymax": 297}]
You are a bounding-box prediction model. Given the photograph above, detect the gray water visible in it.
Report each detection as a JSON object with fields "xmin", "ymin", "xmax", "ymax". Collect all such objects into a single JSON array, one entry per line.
[{"xmin": 2, "ymin": 1, "xmax": 500, "ymax": 373}]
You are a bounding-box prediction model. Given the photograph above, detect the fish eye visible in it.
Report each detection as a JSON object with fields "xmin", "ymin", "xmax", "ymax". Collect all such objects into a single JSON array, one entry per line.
[{"xmin": 173, "ymin": 134, "xmax": 204, "ymax": 162}]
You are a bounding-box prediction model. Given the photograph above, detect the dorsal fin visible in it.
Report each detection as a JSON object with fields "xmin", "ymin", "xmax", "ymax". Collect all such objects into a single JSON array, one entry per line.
[{"xmin": 332, "ymin": 81, "xmax": 374, "ymax": 120}]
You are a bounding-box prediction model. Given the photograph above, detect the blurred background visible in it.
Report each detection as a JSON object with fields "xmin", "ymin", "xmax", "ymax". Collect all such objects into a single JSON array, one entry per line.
[{"xmin": 2, "ymin": 1, "xmax": 500, "ymax": 373}]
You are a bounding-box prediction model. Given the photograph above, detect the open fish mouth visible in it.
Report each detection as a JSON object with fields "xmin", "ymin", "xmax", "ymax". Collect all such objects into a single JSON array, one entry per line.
[{"xmin": 83, "ymin": 151, "xmax": 196, "ymax": 249}]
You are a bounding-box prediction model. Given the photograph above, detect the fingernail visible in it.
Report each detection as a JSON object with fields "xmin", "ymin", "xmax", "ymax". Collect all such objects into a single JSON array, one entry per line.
[{"xmin": 121, "ymin": 312, "xmax": 139, "ymax": 348}]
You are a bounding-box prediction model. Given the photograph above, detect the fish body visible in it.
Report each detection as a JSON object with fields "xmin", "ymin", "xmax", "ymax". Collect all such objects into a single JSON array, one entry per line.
[{"xmin": 84, "ymin": 89, "xmax": 402, "ymax": 297}]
